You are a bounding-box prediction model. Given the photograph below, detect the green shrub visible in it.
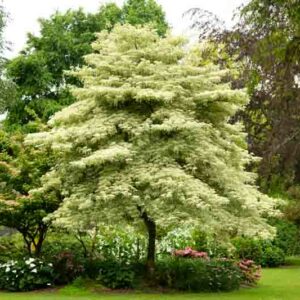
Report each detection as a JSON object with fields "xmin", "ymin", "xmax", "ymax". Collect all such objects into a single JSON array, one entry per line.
[
  {"xmin": 270, "ymin": 219, "xmax": 300, "ymax": 256},
  {"xmin": 285, "ymin": 256, "xmax": 300, "ymax": 266},
  {"xmin": 261, "ymin": 245, "xmax": 285, "ymax": 267},
  {"xmin": 193, "ymin": 231, "xmax": 230, "ymax": 258},
  {"xmin": 42, "ymin": 232, "xmax": 85, "ymax": 260},
  {"xmin": 232, "ymin": 237, "xmax": 264, "ymax": 264},
  {"xmin": 52, "ymin": 251, "xmax": 84, "ymax": 284},
  {"xmin": 0, "ymin": 258, "xmax": 54, "ymax": 291},
  {"xmin": 84, "ymin": 258, "xmax": 104, "ymax": 280},
  {"xmin": 233, "ymin": 237, "xmax": 285, "ymax": 267},
  {"xmin": 0, "ymin": 233, "xmax": 27, "ymax": 262},
  {"xmin": 97, "ymin": 260, "xmax": 136, "ymax": 289},
  {"xmin": 155, "ymin": 257, "xmax": 242, "ymax": 292}
]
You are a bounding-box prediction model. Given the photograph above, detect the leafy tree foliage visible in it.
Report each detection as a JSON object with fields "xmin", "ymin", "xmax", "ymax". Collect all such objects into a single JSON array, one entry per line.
[
  {"xmin": 0, "ymin": 4, "xmax": 16, "ymax": 115},
  {"xmin": 187, "ymin": 1, "xmax": 300, "ymax": 191},
  {"xmin": 6, "ymin": 0, "xmax": 168, "ymax": 127},
  {"xmin": 0, "ymin": 130, "xmax": 60, "ymax": 256},
  {"xmin": 238, "ymin": 0, "xmax": 300, "ymax": 190},
  {"xmin": 123, "ymin": 0, "xmax": 168, "ymax": 36},
  {"xmin": 0, "ymin": 0, "xmax": 168, "ymax": 257},
  {"xmin": 6, "ymin": 6, "xmax": 117, "ymax": 126},
  {"xmin": 27, "ymin": 25, "xmax": 276, "ymax": 270}
]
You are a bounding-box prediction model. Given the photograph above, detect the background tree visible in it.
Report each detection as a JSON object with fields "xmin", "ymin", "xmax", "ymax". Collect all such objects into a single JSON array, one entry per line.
[
  {"xmin": 0, "ymin": 0, "xmax": 168, "ymax": 257},
  {"xmin": 186, "ymin": 1, "xmax": 300, "ymax": 193},
  {"xmin": 27, "ymin": 25, "xmax": 276, "ymax": 271},
  {"xmin": 0, "ymin": 3, "xmax": 16, "ymax": 115},
  {"xmin": 6, "ymin": 6, "xmax": 120, "ymax": 127},
  {"xmin": 0, "ymin": 130, "xmax": 60, "ymax": 256},
  {"xmin": 237, "ymin": 0, "xmax": 300, "ymax": 192},
  {"xmin": 123, "ymin": 0, "xmax": 168, "ymax": 36},
  {"xmin": 6, "ymin": 0, "xmax": 168, "ymax": 128}
]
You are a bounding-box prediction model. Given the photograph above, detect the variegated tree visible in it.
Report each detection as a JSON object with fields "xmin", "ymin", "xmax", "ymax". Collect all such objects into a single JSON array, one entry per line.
[{"xmin": 27, "ymin": 25, "xmax": 276, "ymax": 270}]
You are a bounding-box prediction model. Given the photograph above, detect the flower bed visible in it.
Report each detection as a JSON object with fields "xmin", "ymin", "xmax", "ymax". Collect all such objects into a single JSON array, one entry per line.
[
  {"xmin": 155, "ymin": 247, "xmax": 261, "ymax": 292},
  {"xmin": 0, "ymin": 258, "xmax": 54, "ymax": 291}
]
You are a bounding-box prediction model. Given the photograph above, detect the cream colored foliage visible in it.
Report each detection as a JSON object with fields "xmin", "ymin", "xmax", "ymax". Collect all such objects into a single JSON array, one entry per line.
[{"xmin": 27, "ymin": 25, "xmax": 277, "ymax": 238}]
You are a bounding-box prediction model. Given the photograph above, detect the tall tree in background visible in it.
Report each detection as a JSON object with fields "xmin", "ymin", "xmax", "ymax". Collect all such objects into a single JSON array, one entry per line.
[
  {"xmin": 27, "ymin": 25, "xmax": 276, "ymax": 271},
  {"xmin": 237, "ymin": 0, "xmax": 300, "ymax": 192},
  {"xmin": 123, "ymin": 0, "xmax": 168, "ymax": 36},
  {"xmin": 6, "ymin": 5, "xmax": 121, "ymax": 127},
  {"xmin": 187, "ymin": 1, "xmax": 300, "ymax": 193},
  {"xmin": 0, "ymin": 4, "xmax": 16, "ymax": 115},
  {"xmin": 0, "ymin": 0, "xmax": 169, "ymax": 253},
  {"xmin": 6, "ymin": 0, "xmax": 168, "ymax": 128}
]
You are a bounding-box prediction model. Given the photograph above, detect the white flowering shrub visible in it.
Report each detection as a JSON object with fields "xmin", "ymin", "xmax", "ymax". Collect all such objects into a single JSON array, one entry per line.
[
  {"xmin": 97, "ymin": 228, "xmax": 147, "ymax": 263},
  {"xmin": 0, "ymin": 258, "xmax": 54, "ymax": 291},
  {"xmin": 157, "ymin": 228, "xmax": 196, "ymax": 256}
]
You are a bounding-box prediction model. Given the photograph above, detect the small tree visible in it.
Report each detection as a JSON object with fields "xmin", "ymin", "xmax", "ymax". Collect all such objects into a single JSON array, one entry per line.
[
  {"xmin": 0, "ymin": 196, "xmax": 59, "ymax": 256},
  {"xmin": 6, "ymin": 0, "xmax": 168, "ymax": 127},
  {"xmin": 0, "ymin": 130, "xmax": 60, "ymax": 256},
  {"xmin": 27, "ymin": 25, "xmax": 276, "ymax": 271}
]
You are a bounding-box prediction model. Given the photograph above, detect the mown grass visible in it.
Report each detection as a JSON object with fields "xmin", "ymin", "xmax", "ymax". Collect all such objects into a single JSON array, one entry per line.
[{"xmin": 0, "ymin": 267, "xmax": 299, "ymax": 299}]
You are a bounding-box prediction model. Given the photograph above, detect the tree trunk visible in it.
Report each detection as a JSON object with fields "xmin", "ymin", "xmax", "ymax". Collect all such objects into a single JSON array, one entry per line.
[
  {"xmin": 146, "ymin": 218, "xmax": 156, "ymax": 274},
  {"xmin": 75, "ymin": 232, "xmax": 89, "ymax": 258},
  {"xmin": 22, "ymin": 234, "xmax": 32, "ymax": 256},
  {"xmin": 35, "ymin": 225, "xmax": 48, "ymax": 257},
  {"xmin": 138, "ymin": 206, "xmax": 156, "ymax": 274},
  {"xmin": 136, "ymin": 237, "xmax": 140, "ymax": 261},
  {"xmin": 20, "ymin": 225, "xmax": 48, "ymax": 257}
]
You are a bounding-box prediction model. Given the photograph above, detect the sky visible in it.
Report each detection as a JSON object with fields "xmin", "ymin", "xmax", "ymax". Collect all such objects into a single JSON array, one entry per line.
[{"xmin": 3, "ymin": 0, "xmax": 245, "ymax": 58}]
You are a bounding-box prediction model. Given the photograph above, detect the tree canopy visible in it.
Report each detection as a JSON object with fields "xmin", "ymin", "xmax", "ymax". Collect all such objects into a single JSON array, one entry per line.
[
  {"xmin": 6, "ymin": 0, "xmax": 168, "ymax": 128},
  {"xmin": 27, "ymin": 25, "xmax": 276, "ymax": 269},
  {"xmin": 0, "ymin": 4, "xmax": 16, "ymax": 115},
  {"xmin": 123, "ymin": 0, "xmax": 168, "ymax": 36},
  {"xmin": 0, "ymin": 130, "xmax": 59, "ymax": 256}
]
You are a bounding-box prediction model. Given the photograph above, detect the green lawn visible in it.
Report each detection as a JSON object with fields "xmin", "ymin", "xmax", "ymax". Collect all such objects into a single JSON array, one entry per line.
[{"xmin": 0, "ymin": 267, "xmax": 298, "ymax": 300}]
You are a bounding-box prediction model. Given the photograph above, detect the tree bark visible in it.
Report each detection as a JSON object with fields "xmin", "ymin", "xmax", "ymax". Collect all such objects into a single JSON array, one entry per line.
[
  {"xmin": 145, "ymin": 218, "xmax": 156, "ymax": 273},
  {"xmin": 138, "ymin": 206, "xmax": 156, "ymax": 274},
  {"xmin": 34, "ymin": 225, "xmax": 48, "ymax": 257},
  {"xmin": 19, "ymin": 224, "xmax": 48, "ymax": 257},
  {"xmin": 75, "ymin": 232, "xmax": 89, "ymax": 258},
  {"xmin": 22, "ymin": 234, "xmax": 32, "ymax": 256}
]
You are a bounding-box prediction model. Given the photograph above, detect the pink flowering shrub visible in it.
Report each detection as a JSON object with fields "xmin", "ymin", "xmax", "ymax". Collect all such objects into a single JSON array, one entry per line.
[
  {"xmin": 173, "ymin": 247, "xmax": 209, "ymax": 259},
  {"xmin": 170, "ymin": 247, "xmax": 261, "ymax": 288},
  {"xmin": 155, "ymin": 256, "xmax": 242, "ymax": 291},
  {"xmin": 238, "ymin": 259, "xmax": 261, "ymax": 286},
  {"xmin": 53, "ymin": 251, "xmax": 84, "ymax": 284}
]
